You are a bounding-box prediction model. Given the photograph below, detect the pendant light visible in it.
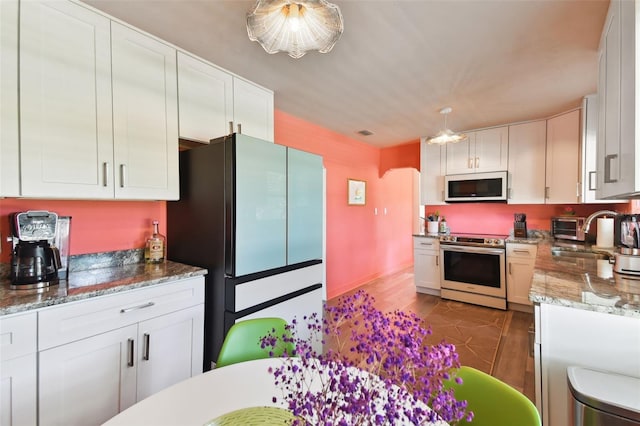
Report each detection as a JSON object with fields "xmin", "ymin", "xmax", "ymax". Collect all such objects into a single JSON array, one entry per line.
[
  {"xmin": 427, "ymin": 107, "xmax": 468, "ymax": 145},
  {"xmin": 247, "ymin": 0, "xmax": 344, "ymax": 59}
]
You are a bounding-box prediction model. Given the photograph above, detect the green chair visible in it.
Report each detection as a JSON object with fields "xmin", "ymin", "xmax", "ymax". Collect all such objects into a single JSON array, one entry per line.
[
  {"xmin": 215, "ymin": 317, "xmax": 294, "ymax": 368},
  {"xmin": 445, "ymin": 366, "xmax": 541, "ymax": 426}
]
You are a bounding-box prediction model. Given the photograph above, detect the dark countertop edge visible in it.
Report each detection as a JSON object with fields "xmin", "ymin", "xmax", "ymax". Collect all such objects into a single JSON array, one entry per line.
[
  {"xmin": 0, "ymin": 263, "xmax": 207, "ymax": 317},
  {"xmin": 412, "ymin": 233, "xmax": 441, "ymax": 239}
]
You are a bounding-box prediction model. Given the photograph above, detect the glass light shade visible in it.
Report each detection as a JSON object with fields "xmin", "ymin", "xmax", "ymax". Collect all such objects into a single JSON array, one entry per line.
[
  {"xmin": 247, "ymin": 0, "xmax": 344, "ymax": 59},
  {"xmin": 427, "ymin": 129, "xmax": 468, "ymax": 145}
]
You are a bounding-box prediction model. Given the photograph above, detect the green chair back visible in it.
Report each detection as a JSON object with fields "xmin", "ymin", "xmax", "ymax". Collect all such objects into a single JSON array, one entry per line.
[
  {"xmin": 445, "ymin": 366, "xmax": 541, "ymax": 426},
  {"xmin": 215, "ymin": 317, "xmax": 294, "ymax": 368}
]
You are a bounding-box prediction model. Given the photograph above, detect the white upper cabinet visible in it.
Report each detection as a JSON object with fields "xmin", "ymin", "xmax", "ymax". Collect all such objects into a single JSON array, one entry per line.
[
  {"xmin": 18, "ymin": 1, "xmax": 179, "ymax": 200},
  {"xmin": 581, "ymin": 95, "xmax": 627, "ymax": 204},
  {"xmin": 111, "ymin": 22, "xmax": 179, "ymax": 200},
  {"xmin": 545, "ymin": 110, "xmax": 581, "ymax": 204},
  {"xmin": 19, "ymin": 0, "xmax": 114, "ymax": 199},
  {"xmin": 233, "ymin": 77, "xmax": 275, "ymax": 142},
  {"xmin": 596, "ymin": 0, "xmax": 640, "ymax": 199},
  {"xmin": 419, "ymin": 139, "xmax": 446, "ymax": 205},
  {"xmin": 176, "ymin": 53, "xmax": 274, "ymax": 143},
  {"xmin": 507, "ymin": 120, "xmax": 546, "ymax": 204},
  {"xmin": 177, "ymin": 52, "xmax": 233, "ymax": 143},
  {"xmin": 0, "ymin": 0, "xmax": 19, "ymax": 197},
  {"xmin": 446, "ymin": 126, "xmax": 508, "ymax": 175}
]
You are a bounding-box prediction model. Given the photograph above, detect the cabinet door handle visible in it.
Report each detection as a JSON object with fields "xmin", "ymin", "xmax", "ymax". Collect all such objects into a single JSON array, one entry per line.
[
  {"xmin": 120, "ymin": 301, "xmax": 155, "ymax": 314},
  {"xmin": 475, "ymin": 157, "xmax": 479, "ymax": 168},
  {"xmin": 545, "ymin": 187, "xmax": 549, "ymax": 199},
  {"xmin": 576, "ymin": 182, "xmax": 581, "ymax": 198},
  {"xmin": 588, "ymin": 171, "xmax": 597, "ymax": 191},
  {"xmin": 420, "ymin": 242, "xmax": 433, "ymax": 247},
  {"xmin": 236, "ymin": 123, "xmax": 242, "ymax": 134},
  {"xmin": 228, "ymin": 121, "xmax": 234, "ymax": 134},
  {"xmin": 468, "ymin": 158, "xmax": 473, "ymax": 169},
  {"xmin": 119, "ymin": 164, "xmax": 126, "ymax": 188},
  {"xmin": 508, "ymin": 188, "xmax": 512, "ymax": 199},
  {"xmin": 436, "ymin": 256, "xmax": 439, "ymax": 266},
  {"xmin": 509, "ymin": 262, "xmax": 512, "ymax": 275},
  {"xmin": 143, "ymin": 333, "xmax": 150, "ymax": 361},
  {"xmin": 103, "ymin": 162, "xmax": 110, "ymax": 187},
  {"xmin": 604, "ymin": 154, "xmax": 618, "ymax": 183},
  {"xmin": 513, "ymin": 249, "xmax": 530, "ymax": 254},
  {"xmin": 127, "ymin": 338, "xmax": 134, "ymax": 367}
]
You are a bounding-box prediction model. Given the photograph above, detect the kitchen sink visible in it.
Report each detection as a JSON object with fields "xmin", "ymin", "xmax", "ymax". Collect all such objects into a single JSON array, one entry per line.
[{"xmin": 550, "ymin": 249, "xmax": 611, "ymax": 260}]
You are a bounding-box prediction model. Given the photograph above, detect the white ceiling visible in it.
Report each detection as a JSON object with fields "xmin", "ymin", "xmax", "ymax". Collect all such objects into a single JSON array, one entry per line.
[{"xmin": 85, "ymin": 0, "xmax": 610, "ymax": 148}]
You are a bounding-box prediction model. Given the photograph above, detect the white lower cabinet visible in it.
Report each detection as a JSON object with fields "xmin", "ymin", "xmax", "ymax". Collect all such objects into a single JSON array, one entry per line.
[
  {"xmin": 135, "ymin": 305, "xmax": 204, "ymax": 401},
  {"xmin": 506, "ymin": 243, "xmax": 537, "ymax": 307},
  {"xmin": 39, "ymin": 305, "xmax": 204, "ymax": 425},
  {"xmin": 413, "ymin": 237, "xmax": 440, "ymax": 295},
  {"xmin": 535, "ymin": 303, "xmax": 640, "ymax": 426},
  {"xmin": 0, "ymin": 312, "xmax": 38, "ymax": 426},
  {"xmin": 0, "ymin": 277, "xmax": 204, "ymax": 426},
  {"xmin": 39, "ymin": 325, "xmax": 138, "ymax": 426}
]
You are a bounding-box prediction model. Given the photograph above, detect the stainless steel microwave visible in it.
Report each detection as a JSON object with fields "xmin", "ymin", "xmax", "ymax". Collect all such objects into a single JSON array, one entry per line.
[{"xmin": 444, "ymin": 171, "xmax": 508, "ymax": 202}]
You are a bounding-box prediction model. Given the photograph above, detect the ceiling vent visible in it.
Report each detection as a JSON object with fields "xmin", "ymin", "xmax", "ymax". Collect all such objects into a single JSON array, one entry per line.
[{"xmin": 357, "ymin": 130, "xmax": 374, "ymax": 136}]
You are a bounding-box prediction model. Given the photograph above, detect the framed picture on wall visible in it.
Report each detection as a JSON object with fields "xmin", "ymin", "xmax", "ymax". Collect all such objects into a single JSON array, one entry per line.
[{"xmin": 347, "ymin": 178, "xmax": 366, "ymax": 205}]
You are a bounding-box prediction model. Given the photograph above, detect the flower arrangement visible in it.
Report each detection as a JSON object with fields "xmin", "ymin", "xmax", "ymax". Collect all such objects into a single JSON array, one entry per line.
[
  {"xmin": 426, "ymin": 211, "xmax": 440, "ymax": 222},
  {"xmin": 562, "ymin": 206, "xmax": 576, "ymax": 216},
  {"xmin": 263, "ymin": 290, "xmax": 473, "ymax": 425}
]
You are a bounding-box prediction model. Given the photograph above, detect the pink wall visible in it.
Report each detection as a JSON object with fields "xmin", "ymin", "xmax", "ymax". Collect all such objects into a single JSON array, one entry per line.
[
  {"xmin": 0, "ymin": 198, "xmax": 167, "ymax": 262},
  {"xmin": 275, "ymin": 110, "xmax": 415, "ymax": 298},
  {"xmin": 424, "ymin": 202, "xmax": 630, "ymax": 236},
  {"xmin": 379, "ymin": 141, "xmax": 420, "ymax": 177},
  {"xmin": 0, "ymin": 199, "xmax": 165, "ymax": 263}
]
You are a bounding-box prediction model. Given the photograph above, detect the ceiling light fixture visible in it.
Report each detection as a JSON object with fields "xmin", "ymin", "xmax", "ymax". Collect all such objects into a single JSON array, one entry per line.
[
  {"xmin": 246, "ymin": 0, "xmax": 344, "ymax": 59},
  {"xmin": 427, "ymin": 107, "xmax": 468, "ymax": 145}
]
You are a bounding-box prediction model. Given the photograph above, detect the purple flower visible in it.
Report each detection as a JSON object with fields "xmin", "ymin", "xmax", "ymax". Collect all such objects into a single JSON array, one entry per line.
[{"xmin": 261, "ymin": 289, "xmax": 472, "ymax": 424}]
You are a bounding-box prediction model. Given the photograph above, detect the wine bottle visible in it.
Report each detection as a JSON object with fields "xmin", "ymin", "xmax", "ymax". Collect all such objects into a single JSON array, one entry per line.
[{"xmin": 145, "ymin": 220, "xmax": 166, "ymax": 264}]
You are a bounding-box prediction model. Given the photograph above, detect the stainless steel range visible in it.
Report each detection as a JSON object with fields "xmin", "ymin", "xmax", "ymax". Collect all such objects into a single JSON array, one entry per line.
[{"xmin": 439, "ymin": 233, "xmax": 507, "ymax": 310}]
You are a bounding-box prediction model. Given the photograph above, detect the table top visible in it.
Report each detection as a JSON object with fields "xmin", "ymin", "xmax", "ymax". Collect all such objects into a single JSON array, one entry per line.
[{"xmin": 102, "ymin": 358, "xmax": 449, "ymax": 426}]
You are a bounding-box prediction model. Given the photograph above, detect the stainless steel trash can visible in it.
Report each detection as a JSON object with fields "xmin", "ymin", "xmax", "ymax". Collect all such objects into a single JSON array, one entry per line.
[{"xmin": 568, "ymin": 366, "xmax": 640, "ymax": 426}]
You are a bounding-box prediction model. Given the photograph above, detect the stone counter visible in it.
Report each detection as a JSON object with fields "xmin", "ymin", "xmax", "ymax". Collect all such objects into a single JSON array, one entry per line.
[
  {"xmin": 529, "ymin": 241, "xmax": 640, "ymax": 318},
  {"xmin": 0, "ymin": 249, "xmax": 207, "ymax": 316}
]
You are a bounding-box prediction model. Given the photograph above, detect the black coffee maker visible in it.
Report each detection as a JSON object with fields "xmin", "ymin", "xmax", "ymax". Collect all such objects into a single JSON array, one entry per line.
[{"xmin": 9, "ymin": 211, "xmax": 61, "ymax": 289}]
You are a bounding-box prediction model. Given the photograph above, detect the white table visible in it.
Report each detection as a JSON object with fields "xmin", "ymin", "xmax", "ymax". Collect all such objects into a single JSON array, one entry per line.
[
  {"xmin": 103, "ymin": 358, "xmax": 448, "ymax": 426},
  {"xmin": 103, "ymin": 358, "xmax": 284, "ymax": 425}
]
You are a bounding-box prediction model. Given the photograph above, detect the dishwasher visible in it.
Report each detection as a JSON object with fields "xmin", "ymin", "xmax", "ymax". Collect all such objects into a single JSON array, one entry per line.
[{"xmin": 568, "ymin": 366, "xmax": 640, "ymax": 425}]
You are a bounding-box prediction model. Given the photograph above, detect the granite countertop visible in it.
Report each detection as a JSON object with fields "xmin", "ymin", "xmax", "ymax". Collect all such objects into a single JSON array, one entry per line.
[
  {"xmin": 529, "ymin": 240, "xmax": 640, "ymax": 318},
  {"xmin": 0, "ymin": 250, "xmax": 207, "ymax": 316}
]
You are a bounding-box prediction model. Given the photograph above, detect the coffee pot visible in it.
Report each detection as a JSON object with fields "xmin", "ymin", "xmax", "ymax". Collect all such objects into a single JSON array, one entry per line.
[
  {"xmin": 613, "ymin": 214, "xmax": 640, "ymax": 277},
  {"xmin": 615, "ymin": 214, "xmax": 640, "ymax": 253},
  {"xmin": 9, "ymin": 211, "xmax": 62, "ymax": 289}
]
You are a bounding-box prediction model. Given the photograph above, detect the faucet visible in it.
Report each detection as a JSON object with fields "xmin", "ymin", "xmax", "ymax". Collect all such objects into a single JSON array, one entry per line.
[{"xmin": 582, "ymin": 210, "xmax": 619, "ymax": 233}]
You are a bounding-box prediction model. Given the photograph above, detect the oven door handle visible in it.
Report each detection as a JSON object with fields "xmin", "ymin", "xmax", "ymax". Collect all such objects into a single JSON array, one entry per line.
[{"xmin": 441, "ymin": 245, "xmax": 505, "ymax": 256}]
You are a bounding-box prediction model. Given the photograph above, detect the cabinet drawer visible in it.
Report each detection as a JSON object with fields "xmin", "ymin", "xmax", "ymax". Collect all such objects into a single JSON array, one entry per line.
[
  {"xmin": 0, "ymin": 311, "xmax": 37, "ymax": 361},
  {"xmin": 507, "ymin": 244, "xmax": 538, "ymax": 259},
  {"xmin": 234, "ymin": 264, "xmax": 322, "ymax": 312},
  {"xmin": 38, "ymin": 277, "xmax": 204, "ymax": 350},
  {"xmin": 413, "ymin": 238, "xmax": 439, "ymax": 251}
]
